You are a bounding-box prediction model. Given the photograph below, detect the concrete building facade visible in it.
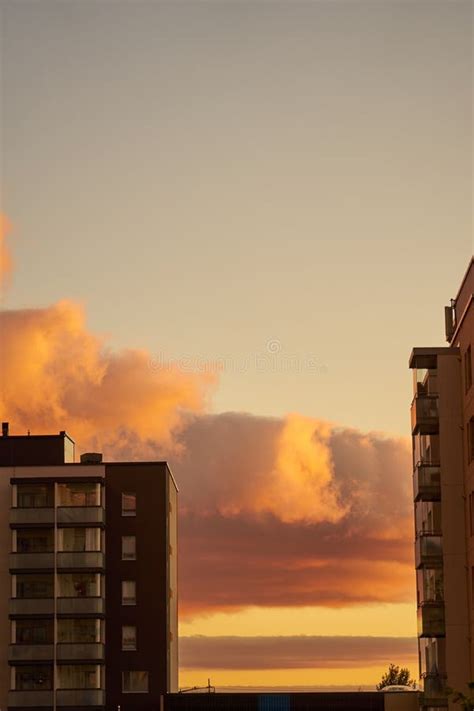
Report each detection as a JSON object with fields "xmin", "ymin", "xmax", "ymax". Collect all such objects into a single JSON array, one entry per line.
[
  {"xmin": 409, "ymin": 257, "xmax": 474, "ymax": 709},
  {"xmin": 0, "ymin": 425, "xmax": 178, "ymax": 711}
]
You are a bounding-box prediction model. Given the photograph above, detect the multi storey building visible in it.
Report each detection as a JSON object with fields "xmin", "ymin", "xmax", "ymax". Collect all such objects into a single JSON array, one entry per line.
[
  {"xmin": 0, "ymin": 424, "xmax": 178, "ymax": 711},
  {"xmin": 409, "ymin": 257, "xmax": 474, "ymax": 709}
]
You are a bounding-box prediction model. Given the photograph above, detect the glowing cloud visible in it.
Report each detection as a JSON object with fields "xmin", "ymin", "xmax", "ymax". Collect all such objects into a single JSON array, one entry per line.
[
  {"xmin": 0, "ymin": 301, "xmax": 215, "ymax": 455},
  {"xmin": 0, "ymin": 216, "xmax": 414, "ymax": 620},
  {"xmin": 175, "ymin": 414, "xmax": 413, "ymax": 615}
]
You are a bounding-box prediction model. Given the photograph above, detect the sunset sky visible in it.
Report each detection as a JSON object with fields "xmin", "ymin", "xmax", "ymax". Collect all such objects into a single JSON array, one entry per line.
[{"xmin": 1, "ymin": 0, "xmax": 473, "ymax": 689}]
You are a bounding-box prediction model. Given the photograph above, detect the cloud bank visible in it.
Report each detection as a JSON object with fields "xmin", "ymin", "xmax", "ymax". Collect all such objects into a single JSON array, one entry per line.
[
  {"xmin": 180, "ymin": 636, "xmax": 418, "ymax": 669},
  {"xmin": 0, "ymin": 220, "xmax": 414, "ymax": 620},
  {"xmin": 175, "ymin": 414, "xmax": 413, "ymax": 615}
]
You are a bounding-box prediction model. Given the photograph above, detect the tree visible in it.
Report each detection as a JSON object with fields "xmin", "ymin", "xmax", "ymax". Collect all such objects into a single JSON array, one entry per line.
[
  {"xmin": 449, "ymin": 681, "xmax": 474, "ymax": 710},
  {"xmin": 376, "ymin": 664, "xmax": 416, "ymax": 690}
]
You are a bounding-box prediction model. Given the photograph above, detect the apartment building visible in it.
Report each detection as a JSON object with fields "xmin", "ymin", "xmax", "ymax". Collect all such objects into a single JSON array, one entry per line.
[
  {"xmin": 0, "ymin": 424, "xmax": 178, "ymax": 711},
  {"xmin": 409, "ymin": 256, "xmax": 474, "ymax": 709}
]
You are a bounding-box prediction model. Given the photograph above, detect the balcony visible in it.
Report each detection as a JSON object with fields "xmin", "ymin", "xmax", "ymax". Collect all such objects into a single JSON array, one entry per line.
[
  {"xmin": 8, "ymin": 690, "xmax": 53, "ymax": 707},
  {"xmin": 9, "ymin": 552, "xmax": 54, "ymax": 571},
  {"xmin": 414, "ymin": 464, "xmax": 441, "ymax": 502},
  {"xmin": 57, "ymin": 551, "xmax": 104, "ymax": 570},
  {"xmin": 9, "ymin": 598, "xmax": 54, "ymax": 616},
  {"xmin": 57, "ymin": 597, "xmax": 105, "ymax": 615},
  {"xmin": 57, "ymin": 506, "xmax": 105, "ymax": 525},
  {"xmin": 56, "ymin": 689, "xmax": 105, "ymax": 706},
  {"xmin": 10, "ymin": 508, "xmax": 54, "ymax": 526},
  {"xmin": 411, "ymin": 395, "xmax": 439, "ymax": 435},
  {"xmin": 421, "ymin": 672, "xmax": 448, "ymax": 706},
  {"xmin": 416, "ymin": 534, "xmax": 443, "ymax": 568},
  {"xmin": 57, "ymin": 642, "xmax": 105, "ymax": 662},
  {"xmin": 417, "ymin": 603, "xmax": 446, "ymax": 637},
  {"xmin": 8, "ymin": 644, "xmax": 53, "ymax": 662}
]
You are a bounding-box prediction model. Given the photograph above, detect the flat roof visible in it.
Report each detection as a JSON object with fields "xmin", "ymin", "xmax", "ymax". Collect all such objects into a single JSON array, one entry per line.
[
  {"xmin": 5, "ymin": 460, "xmax": 179, "ymax": 491},
  {"xmin": 0, "ymin": 432, "xmax": 75, "ymax": 442},
  {"xmin": 409, "ymin": 346, "xmax": 459, "ymax": 369}
]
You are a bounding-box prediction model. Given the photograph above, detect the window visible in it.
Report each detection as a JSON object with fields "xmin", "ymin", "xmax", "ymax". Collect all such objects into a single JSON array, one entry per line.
[
  {"xmin": 122, "ymin": 492, "xmax": 136, "ymax": 517},
  {"xmin": 58, "ymin": 618, "xmax": 100, "ymax": 643},
  {"xmin": 468, "ymin": 418, "xmax": 474, "ymax": 463},
  {"xmin": 16, "ymin": 484, "xmax": 53, "ymax": 508},
  {"xmin": 58, "ymin": 573, "xmax": 100, "ymax": 598},
  {"xmin": 57, "ymin": 482, "xmax": 99, "ymax": 507},
  {"xmin": 57, "ymin": 665, "xmax": 99, "ymax": 689},
  {"xmin": 122, "ymin": 671, "xmax": 148, "ymax": 693},
  {"xmin": 122, "ymin": 625, "xmax": 137, "ymax": 651},
  {"xmin": 15, "ymin": 619, "xmax": 53, "ymax": 644},
  {"xmin": 58, "ymin": 528, "xmax": 100, "ymax": 552},
  {"xmin": 122, "ymin": 536, "xmax": 136, "ymax": 560},
  {"xmin": 465, "ymin": 346, "xmax": 472, "ymax": 393},
  {"xmin": 16, "ymin": 574, "xmax": 54, "ymax": 599},
  {"xmin": 122, "ymin": 580, "xmax": 136, "ymax": 606},
  {"xmin": 15, "ymin": 665, "xmax": 53, "ymax": 690},
  {"xmin": 16, "ymin": 528, "xmax": 54, "ymax": 553}
]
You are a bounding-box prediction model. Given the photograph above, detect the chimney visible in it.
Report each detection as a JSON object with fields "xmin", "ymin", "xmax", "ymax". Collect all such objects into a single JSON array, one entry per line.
[
  {"xmin": 80, "ymin": 452, "xmax": 103, "ymax": 464},
  {"xmin": 2, "ymin": 422, "xmax": 9, "ymax": 437}
]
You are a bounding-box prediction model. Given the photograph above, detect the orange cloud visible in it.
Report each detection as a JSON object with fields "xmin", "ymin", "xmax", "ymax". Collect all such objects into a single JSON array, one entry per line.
[
  {"xmin": 0, "ymin": 213, "xmax": 13, "ymax": 292},
  {"xmin": 0, "ymin": 300, "xmax": 215, "ymax": 455},
  {"xmin": 182, "ymin": 414, "xmax": 347, "ymax": 525},
  {"xmin": 175, "ymin": 414, "xmax": 414, "ymax": 615},
  {"xmin": 0, "ymin": 299, "xmax": 414, "ymax": 615},
  {"xmin": 0, "ymin": 229, "xmax": 414, "ymax": 618}
]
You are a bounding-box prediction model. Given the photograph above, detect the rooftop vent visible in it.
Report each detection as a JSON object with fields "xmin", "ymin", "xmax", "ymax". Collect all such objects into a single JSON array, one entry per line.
[
  {"xmin": 2, "ymin": 422, "xmax": 9, "ymax": 437},
  {"xmin": 80, "ymin": 452, "xmax": 103, "ymax": 465}
]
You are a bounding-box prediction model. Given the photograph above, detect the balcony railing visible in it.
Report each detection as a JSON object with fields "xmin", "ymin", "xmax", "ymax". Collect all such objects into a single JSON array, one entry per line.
[
  {"xmin": 417, "ymin": 603, "xmax": 446, "ymax": 637},
  {"xmin": 9, "ymin": 598, "xmax": 54, "ymax": 616},
  {"xmin": 57, "ymin": 642, "xmax": 105, "ymax": 662},
  {"xmin": 417, "ymin": 584, "xmax": 444, "ymax": 606},
  {"xmin": 8, "ymin": 644, "xmax": 53, "ymax": 662},
  {"xmin": 415, "ymin": 534, "xmax": 443, "ymax": 568},
  {"xmin": 411, "ymin": 395, "xmax": 439, "ymax": 435},
  {"xmin": 56, "ymin": 551, "xmax": 104, "ymax": 570},
  {"xmin": 57, "ymin": 596, "xmax": 105, "ymax": 615},
  {"xmin": 8, "ymin": 643, "xmax": 104, "ymax": 662},
  {"xmin": 9, "ymin": 552, "xmax": 54, "ymax": 571},
  {"xmin": 8, "ymin": 689, "xmax": 105, "ymax": 708},
  {"xmin": 8, "ymin": 690, "xmax": 53, "ymax": 707},
  {"xmin": 55, "ymin": 689, "xmax": 105, "ymax": 706},
  {"xmin": 10, "ymin": 508, "xmax": 54, "ymax": 525},
  {"xmin": 57, "ymin": 506, "xmax": 105, "ymax": 525},
  {"xmin": 413, "ymin": 463, "xmax": 441, "ymax": 502}
]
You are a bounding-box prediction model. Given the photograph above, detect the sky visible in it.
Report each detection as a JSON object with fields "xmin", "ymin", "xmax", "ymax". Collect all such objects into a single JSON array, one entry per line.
[{"xmin": 0, "ymin": 0, "xmax": 473, "ymax": 689}]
